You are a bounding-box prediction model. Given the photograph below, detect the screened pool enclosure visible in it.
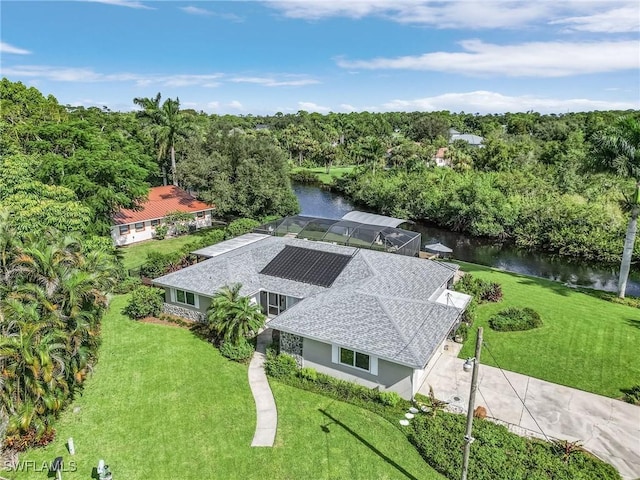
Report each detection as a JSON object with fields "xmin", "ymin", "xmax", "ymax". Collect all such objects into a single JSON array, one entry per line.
[{"xmin": 254, "ymin": 215, "xmax": 421, "ymax": 257}]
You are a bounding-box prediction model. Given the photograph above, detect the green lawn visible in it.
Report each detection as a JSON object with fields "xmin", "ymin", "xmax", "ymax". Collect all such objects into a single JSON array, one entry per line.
[
  {"xmin": 8, "ymin": 295, "xmax": 442, "ymax": 480},
  {"xmin": 120, "ymin": 229, "xmax": 221, "ymax": 271},
  {"xmin": 456, "ymin": 261, "xmax": 640, "ymax": 398},
  {"xmin": 292, "ymin": 166, "xmax": 356, "ymax": 185}
]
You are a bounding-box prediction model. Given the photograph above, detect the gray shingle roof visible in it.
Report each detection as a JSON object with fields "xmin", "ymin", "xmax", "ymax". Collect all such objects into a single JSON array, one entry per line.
[{"xmin": 153, "ymin": 236, "xmax": 463, "ymax": 368}]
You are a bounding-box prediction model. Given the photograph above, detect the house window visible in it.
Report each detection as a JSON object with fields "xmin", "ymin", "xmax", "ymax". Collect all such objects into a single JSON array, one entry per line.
[
  {"xmin": 175, "ymin": 289, "xmax": 196, "ymax": 306},
  {"xmin": 196, "ymin": 211, "xmax": 205, "ymax": 218},
  {"xmin": 134, "ymin": 222, "xmax": 145, "ymax": 231},
  {"xmin": 339, "ymin": 347, "xmax": 370, "ymax": 371},
  {"xmin": 150, "ymin": 219, "xmax": 160, "ymax": 227},
  {"xmin": 119, "ymin": 225, "xmax": 130, "ymax": 235},
  {"xmin": 267, "ymin": 292, "xmax": 287, "ymax": 316}
]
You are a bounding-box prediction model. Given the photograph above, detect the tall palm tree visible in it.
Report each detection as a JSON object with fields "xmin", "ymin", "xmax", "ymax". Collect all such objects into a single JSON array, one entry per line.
[
  {"xmin": 207, "ymin": 283, "xmax": 265, "ymax": 345},
  {"xmin": 593, "ymin": 116, "xmax": 640, "ymax": 298},
  {"xmin": 134, "ymin": 93, "xmax": 192, "ymax": 186}
]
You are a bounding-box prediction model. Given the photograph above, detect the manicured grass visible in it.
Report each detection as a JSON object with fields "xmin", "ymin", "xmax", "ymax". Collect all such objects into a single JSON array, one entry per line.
[
  {"xmin": 456, "ymin": 261, "xmax": 640, "ymax": 398},
  {"xmin": 8, "ymin": 295, "xmax": 442, "ymax": 480},
  {"xmin": 120, "ymin": 229, "xmax": 222, "ymax": 271},
  {"xmin": 292, "ymin": 166, "xmax": 355, "ymax": 185}
]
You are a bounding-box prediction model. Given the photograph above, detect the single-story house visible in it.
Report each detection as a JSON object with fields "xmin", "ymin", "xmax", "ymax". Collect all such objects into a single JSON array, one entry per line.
[
  {"xmin": 433, "ymin": 147, "xmax": 450, "ymax": 167},
  {"xmin": 448, "ymin": 128, "xmax": 484, "ymax": 147},
  {"xmin": 111, "ymin": 186, "xmax": 214, "ymax": 246},
  {"xmin": 152, "ymin": 234, "xmax": 471, "ymax": 399}
]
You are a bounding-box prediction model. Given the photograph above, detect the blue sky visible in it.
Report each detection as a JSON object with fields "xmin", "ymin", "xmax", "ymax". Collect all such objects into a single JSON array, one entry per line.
[{"xmin": 1, "ymin": 0, "xmax": 639, "ymax": 114}]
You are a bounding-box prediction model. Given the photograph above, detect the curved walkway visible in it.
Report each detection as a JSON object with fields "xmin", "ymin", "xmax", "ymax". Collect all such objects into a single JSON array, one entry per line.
[
  {"xmin": 248, "ymin": 328, "xmax": 278, "ymax": 447},
  {"xmin": 420, "ymin": 343, "xmax": 640, "ymax": 480}
]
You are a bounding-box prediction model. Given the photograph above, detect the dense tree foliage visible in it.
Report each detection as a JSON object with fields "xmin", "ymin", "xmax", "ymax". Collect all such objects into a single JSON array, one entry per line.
[
  {"xmin": 0, "ymin": 217, "xmax": 117, "ymax": 447},
  {"xmin": 177, "ymin": 129, "xmax": 299, "ymax": 219},
  {"xmin": 1, "ymin": 79, "xmax": 154, "ymax": 235}
]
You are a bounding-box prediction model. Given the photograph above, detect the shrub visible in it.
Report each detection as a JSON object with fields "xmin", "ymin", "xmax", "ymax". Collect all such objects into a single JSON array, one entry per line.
[
  {"xmin": 454, "ymin": 323, "xmax": 468, "ymax": 342},
  {"xmin": 290, "ymin": 169, "xmax": 321, "ymax": 184},
  {"xmin": 377, "ymin": 391, "xmax": 401, "ymax": 407},
  {"xmin": 139, "ymin": 251, "xmax": 184, "ymax": 278},
  {"xmin": 112, "ymin": 275, "xmax": 142, "ymax": 294},
  {"xmin": 264, "ymin": 353, "xmax": 298, "ymax": 378},
  {"xmin": 154, "ymin": 224, "xmax": 169, "ymax": 240},
  {"xmin": 461, "ymin": 298, "xmax": 477, "ymax": 325},
  {"xmin": 455, "ymin": 274, "xmax": 503, "ymax": 303},
  {"xmin": 225, "ymin": 218, "xmax": 260, "ymax": 239},
  {"xmin": 489, "ymin": 307, "xmax": 543, "ymax": 332},
  {"xmin": 219, "ymin": 338, "xmax": 255, "ymax": 363},
  {"xmin": 622, "ymin": 385, "xmax": 640, "ymax": 405},
  {"xmin": 123, "ymin": 286, "xmax": 164, "ymax": 320},
  {"xmin": 408, "ymin": 413, "xmax": 620, "ymax": 480},
  {"xmin": 298, "ymin": 367, "xmax": 318, "ymax": 381},
  {"xmin": 184, "ymin": 228, "xmax": 226, "ymax": 252}
]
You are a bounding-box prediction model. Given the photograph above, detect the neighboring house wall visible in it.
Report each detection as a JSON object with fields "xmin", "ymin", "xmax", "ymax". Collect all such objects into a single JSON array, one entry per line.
[
  {"xmin": 112, "ymin": 210, "xmax": 213, "ymax": 246},
  {"xmin": 300, "ymin": 337, "xmax": 415, "ymax": 399}
]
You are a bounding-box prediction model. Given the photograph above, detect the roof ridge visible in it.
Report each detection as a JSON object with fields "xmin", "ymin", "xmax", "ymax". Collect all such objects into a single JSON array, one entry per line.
[{"xmin": 372, "ymin": 295, "xmax": 422, "ymax": 366}]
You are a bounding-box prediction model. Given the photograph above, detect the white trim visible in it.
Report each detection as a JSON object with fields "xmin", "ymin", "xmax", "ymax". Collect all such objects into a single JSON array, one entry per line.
[
  {"xmin": 173, "ymin": 288, "xmax": 199, "ymax": 308},
  {"xmin": 333, "ymin": 344, "xmax": 377, "ymax": 376},
  {"xmin": 370, "ymin": 356, "xmax": 378, "ymax": 376}
]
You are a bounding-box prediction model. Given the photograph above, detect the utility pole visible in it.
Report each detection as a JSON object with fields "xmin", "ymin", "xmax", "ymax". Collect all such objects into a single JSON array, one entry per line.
[{"xmin": 461, "ymin": 327, "xmax": 483, "ymax": 480}]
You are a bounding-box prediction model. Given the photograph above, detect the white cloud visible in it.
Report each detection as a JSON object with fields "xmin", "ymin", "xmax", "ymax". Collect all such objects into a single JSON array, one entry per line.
[
  {"xmin": 337, "ymin": 39, "xmax": 639, "ymax": 77},
  {"xmin": 550, "ymin": 5, "xmax": 639, "ymax": 33},
  {"xmin": 180, "ymin": 5, "xmax": 244, "ymax": 21},
  {"xmin": 231, "ymin": 76, "xmax": 320, "ymax": 87},
  {"xmin": 266, "ymin": 1, "xmax": 640, "ymax": 32},
  {"xmin": 207, "ymin": 101, "xmax": 220, "ymax": 110},
  {"xmin": 180, "ymin": 6, "xmax": 213, "ymax": 16},
  {"xmin": 339, "ymin": 103, "xmax": 357, "ymax": 112},
  {"xmin": 381, "ymin": 91, "xmax": 640, "ymax": 114},
  {"xmin": 1, "ymin": 42, "xmax": 31, "ymax": 55},
  {"xmin": 228, "ymin": 100, "xmax": 244, "ymax": 110},
  {"xmin": 2, "ymin": 65, "xmax": 224, "ymax": 86},
  {"xmin": 87, "ymin": 0, "xmax": 154, "ymax": 9},
  {"xmin": 266, "ymin": 1, "xmax": 551, "ymax": 29},
  {"xmin": 297, "ymin": 101, "xmax": 331, "ymax": 112}
]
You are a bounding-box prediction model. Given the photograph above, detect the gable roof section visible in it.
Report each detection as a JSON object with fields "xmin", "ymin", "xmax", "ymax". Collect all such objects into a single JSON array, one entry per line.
[
  {"xmin": 260, "ymin": 245, "xmax": 353, "ymax": 287},
  {"xmin": 113, "ymin": 186, "xmax": 213, "ymax": 225}
]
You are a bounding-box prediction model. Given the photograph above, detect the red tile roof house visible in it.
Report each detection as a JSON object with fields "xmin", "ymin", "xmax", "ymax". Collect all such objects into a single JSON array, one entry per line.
[{"xmin": 111, "ymin": 186, "xmax": 214, "ymax": 246}]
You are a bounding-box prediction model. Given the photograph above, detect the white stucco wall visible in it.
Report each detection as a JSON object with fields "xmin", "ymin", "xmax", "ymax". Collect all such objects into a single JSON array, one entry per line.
[{"xmin": 111, "ymin": 210, "xmax": 213, "ymax": 246}]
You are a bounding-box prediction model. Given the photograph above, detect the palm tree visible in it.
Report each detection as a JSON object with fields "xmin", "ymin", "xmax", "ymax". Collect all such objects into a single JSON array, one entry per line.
[
  {"xmin": 134, "ymin": 93, "xmax": 192, "ymax": 186},
  {"xmin": 593, "ymin": 117, "xmax": 640, "ymax": 298},
  {"xmin": 207, "ymin": 283, "xmax": 265, "ymax": 345}
]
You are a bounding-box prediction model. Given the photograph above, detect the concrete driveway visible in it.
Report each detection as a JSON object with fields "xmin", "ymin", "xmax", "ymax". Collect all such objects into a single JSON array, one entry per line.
[{"xmin": 419, "ymin": 342, "xmax": 640, "ymax": 480}]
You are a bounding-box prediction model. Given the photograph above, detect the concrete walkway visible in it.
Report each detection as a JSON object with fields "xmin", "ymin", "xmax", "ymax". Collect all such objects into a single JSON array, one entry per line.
[
  {"xmin": 420, "ymin": 342, "xmax": 640, "ymax": 480},
  {"xmin": 248, "ymin": 328, "xmax": 277, "ymax": 447}
]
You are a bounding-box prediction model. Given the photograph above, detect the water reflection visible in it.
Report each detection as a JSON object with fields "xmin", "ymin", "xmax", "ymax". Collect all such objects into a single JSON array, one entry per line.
[{"xmin": 293, "ymin": 182, "xmax": 640, "ymax": 296}]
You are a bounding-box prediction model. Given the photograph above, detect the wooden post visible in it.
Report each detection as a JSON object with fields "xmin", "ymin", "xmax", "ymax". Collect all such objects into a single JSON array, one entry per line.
[{"xmin": 461, "ymin": 327, "xmax": 483, "ymax": 480}]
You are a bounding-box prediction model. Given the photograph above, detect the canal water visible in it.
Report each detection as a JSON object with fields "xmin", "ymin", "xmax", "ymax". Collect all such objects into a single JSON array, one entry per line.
[{"xmin": 293, "ymin": 183, "xmax": 640, "ymax": 296}]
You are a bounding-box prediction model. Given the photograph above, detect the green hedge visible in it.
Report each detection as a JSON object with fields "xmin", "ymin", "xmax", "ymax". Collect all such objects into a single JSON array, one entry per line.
[
  {"xmin": 409, "ymin": 414, "xmax": 619, "ymax": 480},
  {"xmin": 489, "ymin": 307, "xmax": 543, "ymax": 332}
]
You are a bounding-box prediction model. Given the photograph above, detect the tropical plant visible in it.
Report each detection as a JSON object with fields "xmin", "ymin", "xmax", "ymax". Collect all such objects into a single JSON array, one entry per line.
[
  {"xmin": 489, "ymin": 307, "xmax": 543, "ymax": 331},
  {"xmin": 134, "ymin": 93, "xmax": 193, "ymax": 186},
  {"xmin": 206, "ymin": 283, "xmax": 265, "ymax": 345},
  {"xmin": 0, "ymin": 222, "xmax": 116, "ymax": 444},
  {"xmin": 123, "ymin": 286, "xmax": 164, "ymax": 320},
  {"xmin": 592, "ymin": 116, "xmax": 640, "ymax": 298}
]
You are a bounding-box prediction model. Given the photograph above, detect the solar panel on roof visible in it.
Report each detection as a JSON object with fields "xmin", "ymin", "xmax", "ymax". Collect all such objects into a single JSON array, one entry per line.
[{"xmin": 260, "ymin": 245, "xmax": 353, "ymax": 287}]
